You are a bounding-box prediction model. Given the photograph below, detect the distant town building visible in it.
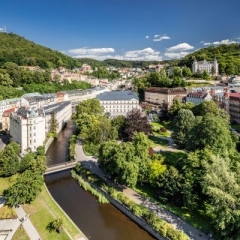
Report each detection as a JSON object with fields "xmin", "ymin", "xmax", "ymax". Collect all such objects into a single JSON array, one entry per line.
[
  {"xmin": 20, "ymin": 66, "xmax": 41, "ymax": 71},
  {"xmin": 96, "ymin": 90, "xmax": 140, "ymax": 117},
  {"xmin": 225, "ymin": 92, "xmax": 240, "ymax": 124},
  {"xmin": 144, "ymin": 87, "xmax": 187, "ymax": 108},
  {"xmin": 192, "ymin": 58, "xmax": 219, "ymax": 76}
]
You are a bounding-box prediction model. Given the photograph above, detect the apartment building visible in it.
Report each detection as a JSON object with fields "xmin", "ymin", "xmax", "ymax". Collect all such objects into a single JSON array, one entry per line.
[
  {"xmin": 228, "ymin": 93, "xmax": 240, "ymax": 124},
  {"xmin": 144, "ymin": 87, "xmax": 187, "ymax": 108},
  {"xmin": 96, "ymin": 90, "xmax": 139, "ymax": 117}
]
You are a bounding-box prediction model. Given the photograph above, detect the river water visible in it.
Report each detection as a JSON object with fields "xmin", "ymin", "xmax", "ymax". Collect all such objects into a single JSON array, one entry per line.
[{"xmin": 45, "ymin": 122, "xmax": 155, "ymax": 240}]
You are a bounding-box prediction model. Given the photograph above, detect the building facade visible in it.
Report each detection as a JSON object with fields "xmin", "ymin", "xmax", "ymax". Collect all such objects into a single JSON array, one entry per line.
[
  {"xmin": 192, "ymin": 58, "xmax": 219, "ymax": 76},
  {"xmin": 96, "ymin": 90, "xmax": 139, "ymax": 117},
  {"xmin": 144, "ymin": 87, "xmax": 187, "ymax": 108},
  {"xmin": 227, "ymin": 93, "xmax": 240, "ymax": 124},
  {"xmin": 186, "ymin": 91, "xmax": 212, "ymax": 105},
  {"xmin": 10, "ymin": 107, "xmax": 46, "ymax": 154}
]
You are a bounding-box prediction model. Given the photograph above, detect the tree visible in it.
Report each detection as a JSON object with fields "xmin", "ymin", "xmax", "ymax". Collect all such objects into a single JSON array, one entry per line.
[
  {"xmin": 4, "ymin": 170, "xmax": 44, "ymax": 206},
  {"xmin": 0, "ymin": 144, "xmax": 20, "ymax": 177},
  {"xmin": 182, "ymin": 67, "xmax": 192, "ymax": 78},
  {"xmin": 172, "ymin": 109, "xmax": 195, "ymax": 148},
  {"xmin": 148, "ymin": 154, "xmax": 166, "ymax": 186},
  {"xmin": 0, "ymin": 73, "xmax": 13, "ymax": 86},
  {"xmin": 156, "ymin": 166, "xmax": 185, "ymax": 206},
  {"xmin": 202, "ymin": 156, "xmax": 240, "ymax": 239},
  {"xmin": 186, "ymin": 113, "xmax": 233, "ymax": 154},
  {"xmin": 74, "ymin": 98, "xmax": 104, "ymax": 117},
  {"xmin": 47, "ymin": 218, "xmax": 63, "ymax": 233},
  {"xmin": 49, "ymin": 111, "xmax": 59, "ymax": 134},
  {"xmin": 122, "ymin": 109, "xmax": 152, "ymax": 141}
]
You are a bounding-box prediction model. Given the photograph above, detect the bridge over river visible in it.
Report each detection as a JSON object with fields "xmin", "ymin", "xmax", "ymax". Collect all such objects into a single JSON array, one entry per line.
[{"xmin": 44, "ymin": 161, "xmax": 78, "ymax": 175}]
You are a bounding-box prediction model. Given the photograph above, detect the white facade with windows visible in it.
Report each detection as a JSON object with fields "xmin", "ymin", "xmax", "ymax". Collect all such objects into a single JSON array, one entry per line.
[
  {"xmin": 10, "ymin": 101, "xmax": 72, "ymax": 155},
  {"xmin": 96, "ymin": 90, "xmax": 140, "ymax": 117},
  {"xmin": 10, "ymin": 107, "xmax": 46, "ymax": 154},
  {"xmin": 192, "ymin": 58, "xmax": 219, "ymax": 76}
]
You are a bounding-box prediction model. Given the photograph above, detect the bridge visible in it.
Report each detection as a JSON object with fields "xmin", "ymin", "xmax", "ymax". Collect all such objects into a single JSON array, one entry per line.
[{"xmin": 44, "ymin": 161, "xmax": 78, "ymax": 175}]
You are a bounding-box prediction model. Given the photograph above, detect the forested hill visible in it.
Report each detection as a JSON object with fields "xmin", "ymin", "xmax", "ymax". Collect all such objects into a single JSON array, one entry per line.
[
  {"xmin": 176, "ymin": 43, "xmax": 240, "ymax": 75},
  {"xmin": 0, "ymin": 32, "xmax": 79, "ymax": 69}
]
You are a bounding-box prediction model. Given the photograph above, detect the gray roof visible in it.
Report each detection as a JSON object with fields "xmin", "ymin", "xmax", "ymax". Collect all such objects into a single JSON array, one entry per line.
[
  {"xmin": 43, "ymin": 101, "xmax": 71, "ymax": 115},
  {"xmin": 96, "ymin": 90, "xmax": 139, "ymax": 101}
]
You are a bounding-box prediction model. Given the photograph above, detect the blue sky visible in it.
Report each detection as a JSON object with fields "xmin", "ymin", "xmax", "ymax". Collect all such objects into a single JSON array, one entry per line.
[{"xmin": 1, "ymin": 0, "xmax": 240, "ymax": 61}]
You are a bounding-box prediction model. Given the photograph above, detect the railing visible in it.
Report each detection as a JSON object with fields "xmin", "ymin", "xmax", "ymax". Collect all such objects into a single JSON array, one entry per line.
[{"xmin": 45, "ymin": 161, "xmax": 78, "ymax": 175}]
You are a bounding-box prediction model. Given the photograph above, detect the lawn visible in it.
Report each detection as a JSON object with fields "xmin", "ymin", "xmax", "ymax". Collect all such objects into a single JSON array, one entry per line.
[
  {"xmin": 12, "ymin": 225, "xmax": 30, "ymax": 240},
  {"xmin": 0, "ymin": 175, "xmax": 18, "ymax": 195},
  {"xmin": 150, "ymin": 122, "xmax": 171, "ymax": 137},
  {"xmin": 134, "ymin": 183, "xmax": 212, "ymax": 232},
  {"xmin": 23, "ymin": 185, "xmax": 83, "ymax": 240},
  {"xmin": 149, "ymin": 135, "xmax": 169, "ymax": 147}
]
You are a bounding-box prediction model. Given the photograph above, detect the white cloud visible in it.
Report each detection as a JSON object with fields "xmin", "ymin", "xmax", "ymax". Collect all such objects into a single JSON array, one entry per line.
[
  {"xmin": 164, "ymin": 51, "xmax": 190, "ymax": 59},
  {"xmin": 200, "ymin": 41, "xmax": 205, "ymax": 43},
  {"xmin": 213, "ymin": 39, "xmax": 236, "ymax": 45},
  {"xmin": 146, "ymin": 35, "xmax": 149, "ymax": 39},
  {"xmin": 153, "ymin": 35, "xmax": 171, "ymax": 42},
  {"xmin": 154, "ymin": 34, "xmax": 160, "ymax": 38},
  {"xmin": 68, "ymin": 47, "xmax": 115, "ymax": 55},
  {"xmin": 68, "ymin": 47, "xmax": 162, "ymax": 61},
  {"xmin": 203, "ymin": 42, "xmax": 211, "ymax": 46},
  {"xmin": 166, "ymin": 43, "xmax": 194, "ymax": 52}
]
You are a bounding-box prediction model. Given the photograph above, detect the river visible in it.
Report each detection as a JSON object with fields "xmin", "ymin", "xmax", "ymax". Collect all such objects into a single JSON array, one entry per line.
[{"xmin": 45, "ymin": 122, "xmax": 155, "ymax": 240}]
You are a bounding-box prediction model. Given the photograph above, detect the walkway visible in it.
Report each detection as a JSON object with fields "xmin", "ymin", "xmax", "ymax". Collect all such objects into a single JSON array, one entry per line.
[
  {"xmin": 0, "ymin": 196, "xmax": 41, "ymax": 240},
  {"xmin": 75, "ymin": 141, "xmax": 208, "ymax": 240}
]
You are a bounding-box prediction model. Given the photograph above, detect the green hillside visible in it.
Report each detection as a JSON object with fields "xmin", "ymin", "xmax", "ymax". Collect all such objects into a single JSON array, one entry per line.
[
  {"xmin": 0, "ymin": 32, "xmax": 80, "ymax": 69},
  {"xmin": 177, "ymin": 43, "xmax": 240, "ymax": 75}
]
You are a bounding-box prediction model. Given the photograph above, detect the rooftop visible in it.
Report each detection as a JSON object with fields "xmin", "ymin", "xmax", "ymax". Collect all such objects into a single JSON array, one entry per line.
[
  {"xmin": 96, "ymin": 90, "xmax": 139, "ymax": 101},
  {"xmin": 145, "ymin": 87, "xmax": 187, "ymax": 94}
]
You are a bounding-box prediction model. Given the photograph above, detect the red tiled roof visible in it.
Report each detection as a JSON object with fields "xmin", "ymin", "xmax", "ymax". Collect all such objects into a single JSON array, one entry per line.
[
  {"xmin": 229, "ymin": 93, "xmax": 240, "ymax": 99},
  {"xmin": 2, "ymin": 108, "xmax": 15, "ymax": 117}
]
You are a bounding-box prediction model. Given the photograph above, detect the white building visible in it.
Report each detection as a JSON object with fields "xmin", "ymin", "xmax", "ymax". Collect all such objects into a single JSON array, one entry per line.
[
  {"xmin": 186, "ymin": 91, "xmax": 212, "ymax": 105},
  {"xmin": 0, "ymin": 98, "xmax": 20, "ymax": 124},
  {"xmin": 10, "ymin": 101, "xmax": 72, "ymax": 154},
  {"xmin": 10, "ymin": 107, "xmax": 46, "ymax": 154},
  {"xmin": 192, "ymin": 58, "xmax": 218, "ymax": 76},
  {"xmin": 44, "ymin": 101, "xmax": 72, "ymax": 133},
  {"xmin": 96, "ymin": 90, "xmax": 139, "ymax": 117}
]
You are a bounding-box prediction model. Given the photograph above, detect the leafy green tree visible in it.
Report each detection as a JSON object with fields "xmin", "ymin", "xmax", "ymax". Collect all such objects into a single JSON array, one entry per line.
[
  {"xmin": 148, "ymin": 154, "xmax": 166, "ymax": 186},
  {"xmin": 186, "ymin": 113, "xmax": 233, "ymax": 154},
  {"xmin": 4, "ymin": 170, "xmax": 44, "ymax": 206},
  {"xmin": 19, "ymin": 153, "xmax": 35, "ymax": 173},
  {"xmin": 182, "ymin": 67, "xmax": 192, "ymax": 78},
  {"xmin": 202, "ymin": 156, "xmax": 240, "ymax": 239},
  {"xmin": 49, "ymin": 111, "xmax": 59, "ymax": 134},
  {"xmin": 172, "ymin": 109, "xmax": 195, "ymax": 148},
  {"xmin": 0, "ymin": 73, "xmax": 13, "ymax": 86},
  {"xmin": 156, "ymin": 166, "xmax": 185, "ymax": 206},
  {"xmin": 73, "ymin": 98, "xmax": 104, "ymax": 117},
  {"xmin": 111, "ymin": 115, "xmax": 126, "ymax": 139},
  {"xmin": 0, "ymin": 144, "xmax": 20, "ymax": 177}
]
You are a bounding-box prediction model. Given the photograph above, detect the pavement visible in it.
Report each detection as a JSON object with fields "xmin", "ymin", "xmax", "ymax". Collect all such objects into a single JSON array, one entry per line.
[
  {"xmin": 75, "ymin": 141, "xmax": 209, "ymax": 240},
  {"xmin": 0, "ymin": 196, "xmax": 41, "ymax": 240}
]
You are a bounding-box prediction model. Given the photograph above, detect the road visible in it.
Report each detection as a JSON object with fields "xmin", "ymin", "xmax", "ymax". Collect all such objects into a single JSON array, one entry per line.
[{"xmin": 75, "ymin": 141, "xmax": 209, "ymax": 240}]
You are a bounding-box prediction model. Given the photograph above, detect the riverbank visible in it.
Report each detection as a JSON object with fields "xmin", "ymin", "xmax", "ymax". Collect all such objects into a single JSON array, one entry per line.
[{"xmin": 23, "ymin": 184, "xmax": 87, "ymax": 240}]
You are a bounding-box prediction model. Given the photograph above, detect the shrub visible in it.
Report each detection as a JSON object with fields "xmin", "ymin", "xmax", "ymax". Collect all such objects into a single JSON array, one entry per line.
[{"xmin": 160, "ymin": 127, "xmax": 167, "ymax": 132}]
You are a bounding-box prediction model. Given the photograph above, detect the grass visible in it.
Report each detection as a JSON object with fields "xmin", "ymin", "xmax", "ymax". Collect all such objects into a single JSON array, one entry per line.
[
  {"xmin": 149, "ymin": 135, "xmax": 169, "ymax": 147},
  {"xmin": 134, "ymin": 183, "xmax": 212, "ymax": 232},
  {"xmin": 23, "ymin": 185, "xmax": 82, "ymax": 240},
  {"xmin": 12, "ymin": 225, "xmax": 30, "ymax": 240},
  {"xmin": 0, "ymin": 175, "xmax": 18, "ymax": 195},
  {"xmin": 0, "ymin": 205, "xmax": 17, "ymax": 219},
  {"xmin": 150, "ymin": 122, "xmax": 171, "ymax": 137}
]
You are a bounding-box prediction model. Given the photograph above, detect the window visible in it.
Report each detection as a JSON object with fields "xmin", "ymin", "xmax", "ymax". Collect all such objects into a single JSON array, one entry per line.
[
  {"xmin": 34, "ymin": 139, "xmax": 36, "ymax": 143},
  {"xmin": 30, "ymin": 140, "xmax": 31, "ymax": 144},
  {"xmin": 34, "ymin": 133, "xmax": 36, "ymax": 136}
]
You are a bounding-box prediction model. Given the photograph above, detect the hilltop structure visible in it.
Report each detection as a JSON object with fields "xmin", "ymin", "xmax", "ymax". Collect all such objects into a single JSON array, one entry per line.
[{"xmin": 192, "ymin": 58, "xmax": 219, "ymax": 76}]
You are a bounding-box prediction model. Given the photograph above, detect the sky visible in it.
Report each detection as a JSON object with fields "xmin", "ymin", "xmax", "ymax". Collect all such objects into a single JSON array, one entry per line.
[{"xmin": 1, "ymin": 0, "xmax": 240, "ymax": 61}]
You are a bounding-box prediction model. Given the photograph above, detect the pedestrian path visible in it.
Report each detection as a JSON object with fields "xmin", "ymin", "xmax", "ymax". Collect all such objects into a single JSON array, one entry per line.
[
  {"xmin": 75, "ymin": 142, "xmax": 209, "ymax": 240},
  {"xmin": 14, "ymin": 205, "xmax": 41, "ymax": 240}
]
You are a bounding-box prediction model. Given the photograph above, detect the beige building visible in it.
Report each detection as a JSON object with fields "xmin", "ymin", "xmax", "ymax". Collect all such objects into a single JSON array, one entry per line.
[
  {"xmin": 144, "ymin": 87, "xmax": 187, "ymax": 108},
  {"xmin": 2, "ymin": 108, "xmax": 15, "ymax": 132}
]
